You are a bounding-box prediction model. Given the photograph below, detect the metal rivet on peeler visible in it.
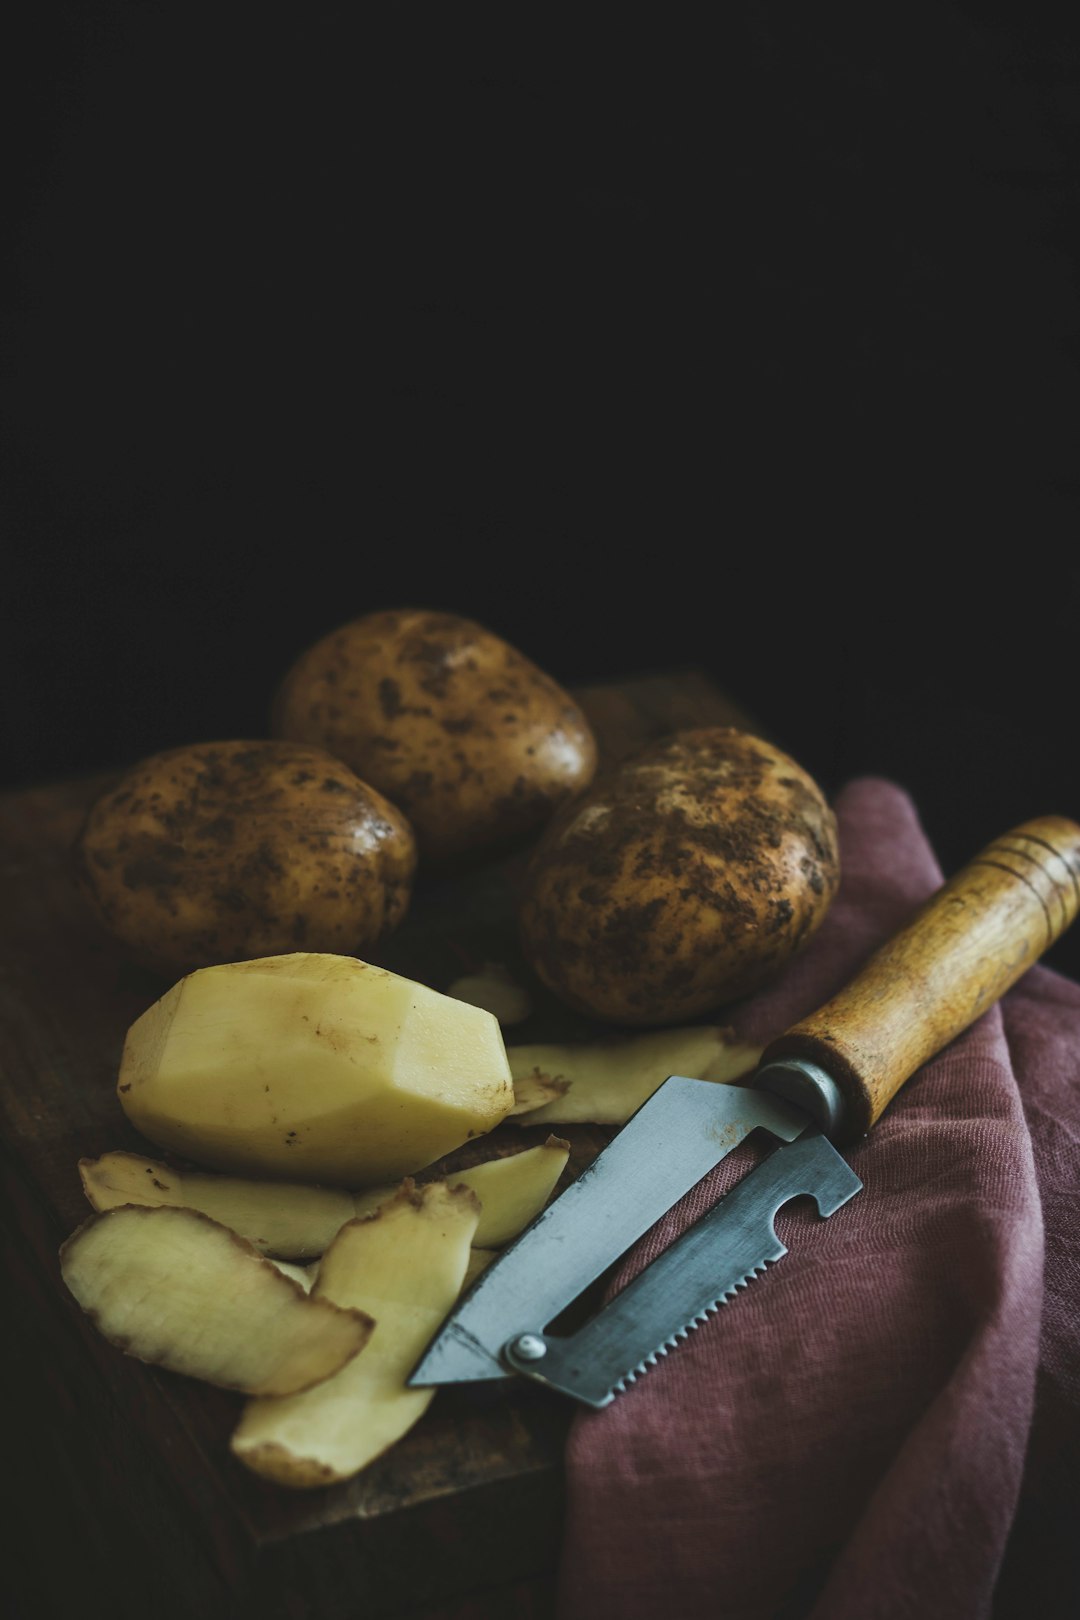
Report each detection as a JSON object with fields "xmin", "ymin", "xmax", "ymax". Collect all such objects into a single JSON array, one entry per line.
[{"xmin": 509, "ymin": 1333, "xmax": 547, "ymax": 1362}]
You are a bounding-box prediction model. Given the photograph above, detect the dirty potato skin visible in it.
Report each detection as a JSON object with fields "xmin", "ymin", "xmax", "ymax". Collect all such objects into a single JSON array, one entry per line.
[
  {"xmin": 77, "ymin": 740, "xmax": 417, "ymax": 976},
  {"xmin": 518, "ymin": 728, "xmax": 839, "ymax": 1025},
  {"xmin": 271, "ymin": 609, "xmax": 598, "ymax": 865}
]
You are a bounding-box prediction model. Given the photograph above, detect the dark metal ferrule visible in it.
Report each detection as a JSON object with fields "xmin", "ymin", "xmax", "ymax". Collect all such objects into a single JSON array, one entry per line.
[{"xmin": 753, "ymin": 1057, "xmax": 847, "ymax": 1139}]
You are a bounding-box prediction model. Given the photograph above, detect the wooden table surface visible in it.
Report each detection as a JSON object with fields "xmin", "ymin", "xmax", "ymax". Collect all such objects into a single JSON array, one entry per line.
[{"xmin": 2, "ymin": 669, "xmax": 756, "ymax": 1620}]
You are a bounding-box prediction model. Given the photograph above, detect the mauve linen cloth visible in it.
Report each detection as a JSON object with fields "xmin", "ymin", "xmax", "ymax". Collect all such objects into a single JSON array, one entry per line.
[{"xmin": 555, "ymin": 779, "xmax": 1080, "ymax": 1620}]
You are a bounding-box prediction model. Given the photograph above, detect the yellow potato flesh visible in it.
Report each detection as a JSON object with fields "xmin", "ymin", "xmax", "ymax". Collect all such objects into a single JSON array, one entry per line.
[
  {"xmin": 79, "ymin": 1151, "xmax": 358, "ymax": 1259},
  {"xmin": 231, "ymin": 1182, "xmax": 479, "ymax": 1487},
  {"xmin": 509, "ymin": 1070, "xmax": 570, "ymax": 1115},
  {"xmin": 446, "ymin": 964, "xmax": 533, "ymax": 1026},
  {"xmin": 344, "ymin": 1137, "xmax": 570, "ymax": 1246},
  {"xmin": 59, "ymin": 1206, "xmax": 371, "ymax": 1395},
  {"xmin": 507, "ymin": 1025, "xmax": 762, "ymax": 1125},
  {"xmin": 81, "ymin": 1136, "xmax": 569, "ymax": 1258},
  {"xmin": 268, "ymin": 1259, "xmax": 318, "ymax": 1292},
  {"xmin": 118, "ymin": 953, "xmax": 514, "ymax": 1185},
  {"xmin": 444, "ymin": 1139, "xmax": 569, "ymax": 1247},
  {"xmin": 461, "ymin": 1248, "xmax": 497, "ymax": 1290}
]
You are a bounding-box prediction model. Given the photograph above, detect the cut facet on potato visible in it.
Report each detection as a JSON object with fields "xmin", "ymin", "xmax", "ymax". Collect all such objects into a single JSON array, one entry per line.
[
  {"xmin": 79, "ymin": 1151, "xmax": 357, "ymax": 1260},
  {"xmin": 59, "ymin": 1206, "xmax": 372, "ymax": 1395},
  {"xmin": 118, "ymin": 952, "xmax": 515, "ymax": 1186},
  {"xmin": 231, "ymin": 1182, "xmax": 479, "ymax": 1487},
  {"xmin": 507, "ymin": 1026, "xmax": 762, "ymax": 1125},
  {"xmin": 446, "ymin": 963, "xmax": 533, "ymax": 1027},
  {"xmin": 509, "ymin": 1070, "xmax": 571, "ymax": 1116}
]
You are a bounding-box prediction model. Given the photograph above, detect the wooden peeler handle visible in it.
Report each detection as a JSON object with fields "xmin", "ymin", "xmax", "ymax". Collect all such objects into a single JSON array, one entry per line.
[{"xmin": 757, "ymin": 816, "xmax": 1080, "ymax": 1143}]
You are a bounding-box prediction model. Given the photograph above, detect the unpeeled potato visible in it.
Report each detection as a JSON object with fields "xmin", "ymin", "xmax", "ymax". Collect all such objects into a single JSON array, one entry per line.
[
  {"xmin": 77, "ymin": 739, "xmax": 417, "ymax": 976},
  {"xmin": 271, "ymin": 609, "xmax": 598, "ymax": 864},
  {"xmin": 518, "ymin": 727, "xmax": 839, "ymax": 1024}
]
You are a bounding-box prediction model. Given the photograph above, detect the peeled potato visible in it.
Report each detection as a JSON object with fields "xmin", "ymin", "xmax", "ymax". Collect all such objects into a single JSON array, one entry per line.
[
  {"xmin": 76, "ymin": 739, "xmax": 417, "ymax": 977},
  {"xmin": 231, "ymin": 1182, "xmax": 479, "ymax": 1487},
  {"xmin": 507, "ymin": 1025, "xmax": 762, "ymax": 1125},
  {"xmin": 118, "ymin": 952, "xmax": 514, "ymax": 1185},
  {"xmin": 272, "ymin": 609, "xmax": 598, "ymax": 865},
  {"xmin": 59, "ymin": 1205, "xmax": 372, "ymax": 1395}
]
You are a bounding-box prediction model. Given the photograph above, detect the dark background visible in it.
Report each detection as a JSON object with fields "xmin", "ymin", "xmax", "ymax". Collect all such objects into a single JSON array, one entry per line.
[{"xmin": 6, "ymin": 4, "xmax": 1080, "ymax": 972}]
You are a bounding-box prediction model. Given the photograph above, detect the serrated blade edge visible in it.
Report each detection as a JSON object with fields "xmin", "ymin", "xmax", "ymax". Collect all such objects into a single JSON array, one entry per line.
[
  {"xmin": 503, "ymin": 1131, "xmax": 862, "ymax": 1407},
  {"xmin": 606, "ymin": 1255, "xmax": 779, "ymax": 1398},
  {"xmin": 410, "ymin": 1077, "xmax": 808, "ymax": 1387}
]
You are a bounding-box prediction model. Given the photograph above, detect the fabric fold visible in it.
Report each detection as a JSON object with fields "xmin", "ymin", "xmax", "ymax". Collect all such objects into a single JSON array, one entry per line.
[{"xmin": 557, "ymin": 779, "xmax": 1077, "ymax": 1620}]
